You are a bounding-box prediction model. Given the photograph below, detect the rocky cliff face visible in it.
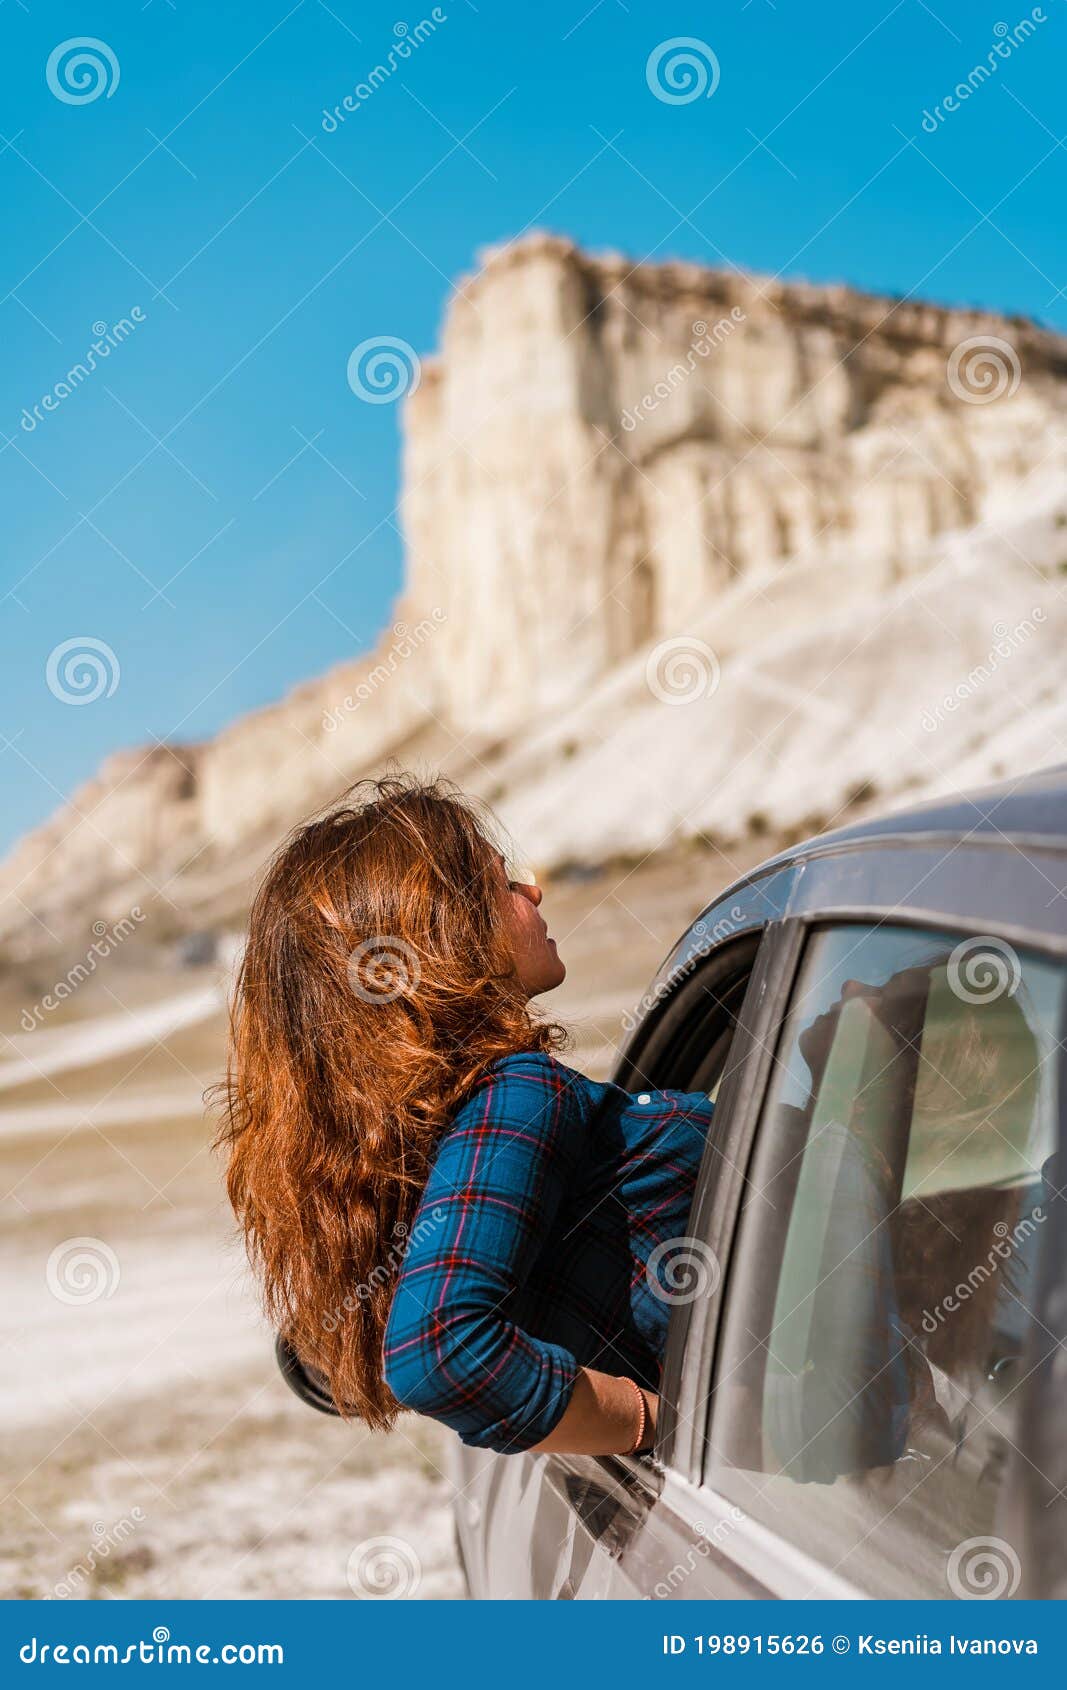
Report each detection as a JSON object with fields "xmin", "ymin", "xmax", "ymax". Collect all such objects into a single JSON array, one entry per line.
[
  {"xmin": 401, "ymin": 235, "xmax": 1067, "ymax": 733},
  {"xmin": 4, "ymin": 234, "xmax": 1067, "ymax": 961}
]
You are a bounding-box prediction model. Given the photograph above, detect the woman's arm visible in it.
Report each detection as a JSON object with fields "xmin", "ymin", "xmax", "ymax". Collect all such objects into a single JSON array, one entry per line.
[
  {"xmin": 530, "ymin": 1369, "xmax": 658, "ymax": 1456},
  {"xmin": 384, "ymin": 1054, "xmax": 652, "ymax": 1455}
]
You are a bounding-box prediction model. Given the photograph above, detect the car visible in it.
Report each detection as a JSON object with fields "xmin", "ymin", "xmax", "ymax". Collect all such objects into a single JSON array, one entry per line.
[
  {"xmin": 453, "ymin": 767, "xmax": 1067, "ymax": 1600},
  {"xmin": 279, "ymin": 766, "xmax": 1067, "ymax": 1601}
]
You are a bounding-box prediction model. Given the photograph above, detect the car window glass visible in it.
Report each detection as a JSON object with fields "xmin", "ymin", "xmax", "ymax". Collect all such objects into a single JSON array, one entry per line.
[{"xmin": 705, "ymin": 923, "xmax": 1065, "ymax": 1598}]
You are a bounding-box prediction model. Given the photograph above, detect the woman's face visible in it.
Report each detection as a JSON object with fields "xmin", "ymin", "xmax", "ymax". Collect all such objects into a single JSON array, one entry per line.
[{"xmin": 497, "ymin": 855, "xmax": 566, "ymax": 998}]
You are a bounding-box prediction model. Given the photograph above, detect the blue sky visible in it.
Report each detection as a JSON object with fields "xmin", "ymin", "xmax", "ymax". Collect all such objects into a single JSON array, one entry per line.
[{"xmin": 2, "ymin": 0, "xmax": 1065, "ymax": 854}]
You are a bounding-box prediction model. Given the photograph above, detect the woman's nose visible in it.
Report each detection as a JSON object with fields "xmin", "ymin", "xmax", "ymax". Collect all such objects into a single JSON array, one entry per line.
[{"xmin": 514, "ymin": 881, "xmax": 542, "ymax": 907}]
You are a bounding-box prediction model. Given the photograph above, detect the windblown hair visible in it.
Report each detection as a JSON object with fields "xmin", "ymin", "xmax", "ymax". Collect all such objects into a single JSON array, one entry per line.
[{"xmin": 214, "ymin": 774, "xmax": 565, "ymax": 1428}]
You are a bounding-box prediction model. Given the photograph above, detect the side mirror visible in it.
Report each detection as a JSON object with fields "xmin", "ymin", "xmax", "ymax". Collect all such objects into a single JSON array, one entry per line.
[{"xmin": 274, "ymin": 1333, "xmax": 342, "ymax": 1416}]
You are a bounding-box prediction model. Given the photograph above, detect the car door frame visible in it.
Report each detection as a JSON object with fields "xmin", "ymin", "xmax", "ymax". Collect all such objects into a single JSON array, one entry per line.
[
  {"xmin": 609, "ymin": 860, "xmax": 799, "ymax": 1477},
  {"xmin": 643, "ymin": 915, "xmax": 807, "ymax": 1480}
]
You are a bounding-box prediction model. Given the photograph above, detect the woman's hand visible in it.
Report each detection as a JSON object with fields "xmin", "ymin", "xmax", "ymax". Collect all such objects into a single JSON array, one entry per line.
[{"xmin": 529, "ymin": 1368, "xmax": 659, "ymax": 1457}]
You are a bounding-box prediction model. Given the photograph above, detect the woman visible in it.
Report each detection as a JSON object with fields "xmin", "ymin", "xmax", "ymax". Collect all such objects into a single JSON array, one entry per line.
[{"xmin": 217, "ymin": 774, "xmax": 714, "ymax": 1459}]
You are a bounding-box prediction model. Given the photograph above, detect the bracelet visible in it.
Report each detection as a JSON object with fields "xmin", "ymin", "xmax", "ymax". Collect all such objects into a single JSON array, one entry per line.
[{"xmin": 622, "ymin": 1376, "xmax": 647, "ymax": 1455}]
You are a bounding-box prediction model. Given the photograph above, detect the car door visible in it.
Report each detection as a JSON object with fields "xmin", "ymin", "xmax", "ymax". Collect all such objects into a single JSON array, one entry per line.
[
  {"xmin": 689, "ymin": 917, "xmax": 1067, "ymax": 1600},
  {"xmin": 453, "ymin": 906, "xmax": 781, "ymax": 1600}
]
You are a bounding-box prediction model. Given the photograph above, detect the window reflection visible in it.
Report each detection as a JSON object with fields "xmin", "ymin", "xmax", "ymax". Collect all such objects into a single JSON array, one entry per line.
[{"xmin": 707, "ymin": 925, "xmax": 1063, "ymax": 1596}]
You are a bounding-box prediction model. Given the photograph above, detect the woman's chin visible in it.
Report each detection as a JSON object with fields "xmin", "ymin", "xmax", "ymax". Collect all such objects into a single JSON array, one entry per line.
[{"xmin": 529, "ymin": 956, "xmax": 566, "ymax": 996}]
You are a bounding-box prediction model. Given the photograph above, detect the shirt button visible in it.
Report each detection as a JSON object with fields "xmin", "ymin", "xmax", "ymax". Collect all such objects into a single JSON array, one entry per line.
[{"xmin": 637, "ymin": 1093, "xmax": 652, "ymax": 1105}]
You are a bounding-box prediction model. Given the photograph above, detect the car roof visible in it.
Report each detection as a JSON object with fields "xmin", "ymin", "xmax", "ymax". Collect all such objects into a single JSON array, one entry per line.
[{"xmin": 759, "ymin": 763, "xmax": 1067, "ymax": 872}]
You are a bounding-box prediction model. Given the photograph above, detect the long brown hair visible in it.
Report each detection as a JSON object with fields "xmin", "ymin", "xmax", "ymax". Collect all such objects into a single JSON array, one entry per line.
[{"xmin": 214, "ymin": 773, "xmax": 565, "ymax": 1427}]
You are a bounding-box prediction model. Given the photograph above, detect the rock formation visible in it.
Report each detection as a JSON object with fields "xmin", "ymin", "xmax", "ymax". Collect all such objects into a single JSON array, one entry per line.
[
  {"xmin": 401, "ymin": 234, "xmax": 1067, "ymax": 733},
  {"xmin": 4, "ymin": 233, "xmax": 1067, "ymax": 961}
]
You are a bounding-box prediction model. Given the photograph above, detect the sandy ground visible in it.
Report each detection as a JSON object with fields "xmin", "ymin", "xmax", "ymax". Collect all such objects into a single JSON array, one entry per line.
[{"xmin": 0, "ymin": 844, "xmax": 751, "ymax": 1600}]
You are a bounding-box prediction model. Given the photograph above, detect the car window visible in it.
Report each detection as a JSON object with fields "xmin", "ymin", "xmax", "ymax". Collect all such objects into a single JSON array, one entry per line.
[
  {"xmin": 616, "ymin": 930, "xmax": 761, "ymax": 1101},
  {"xmin": 705, "ymin": 922, "xmax": 1065, "ymax": 1598}
]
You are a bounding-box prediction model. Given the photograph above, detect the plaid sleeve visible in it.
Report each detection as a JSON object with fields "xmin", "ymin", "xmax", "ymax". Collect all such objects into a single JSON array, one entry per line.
[{"xmin": 382, "ymin": 1053, "xmax": 584, "ymax": 1453}]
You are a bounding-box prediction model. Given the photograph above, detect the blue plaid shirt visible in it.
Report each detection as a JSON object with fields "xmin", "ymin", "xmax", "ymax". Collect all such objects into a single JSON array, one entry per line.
[{"xmin": 382, "ymin": 1052, "xmax": 714, "ymax": 1453}]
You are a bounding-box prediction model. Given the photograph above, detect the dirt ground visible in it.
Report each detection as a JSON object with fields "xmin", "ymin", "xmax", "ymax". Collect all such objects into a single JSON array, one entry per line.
[{"xmin": 0, "ymin": 842, "xmax": 758, "ymax": 1600}]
